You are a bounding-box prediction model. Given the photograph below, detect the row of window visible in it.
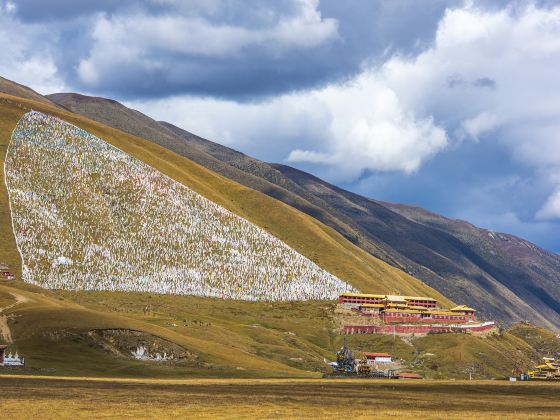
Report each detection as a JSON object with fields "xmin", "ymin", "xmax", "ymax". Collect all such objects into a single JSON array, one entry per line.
[
  {"xmin": 341, "ymin": 297, "xmax": 437, "ymax": 306},
  {"xmin": 383, "ymin": 313, "xmax": 466, "ymax": 320}
]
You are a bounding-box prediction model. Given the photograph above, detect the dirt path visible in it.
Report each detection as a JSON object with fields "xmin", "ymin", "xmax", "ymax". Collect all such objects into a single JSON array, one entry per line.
[{"xmin": 0, "ymin": 292, "xmax": 31, "ymax": 343}]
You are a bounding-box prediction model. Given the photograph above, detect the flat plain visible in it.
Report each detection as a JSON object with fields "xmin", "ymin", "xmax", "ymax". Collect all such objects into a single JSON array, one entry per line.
[{"xmin": 1, "ymin": 375, "xmax": 559, "ymax": 419}]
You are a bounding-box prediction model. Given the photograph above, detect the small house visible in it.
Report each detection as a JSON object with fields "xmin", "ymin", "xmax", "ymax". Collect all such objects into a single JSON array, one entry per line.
[
  {"xmin": 0, "ymin": 263, "xmax": 15, "ymax": 280},
  {"xmin": 1, "ymin": 268, "xmax": 15, "ymax": 280},
  {"xmin": 4, "ymin": 351, "xmax": 24, "ymax": 367},
  {"xmin": 363, "ymin": 352, "xmax": 392, "ymax": 364},
  {"xmin": 450, "ymin": 305, "xmax": 477, "ymax": 321}
]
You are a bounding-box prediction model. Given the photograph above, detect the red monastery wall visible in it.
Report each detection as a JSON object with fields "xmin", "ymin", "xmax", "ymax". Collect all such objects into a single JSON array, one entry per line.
[{"xmin": 343, "ymin": 323, "xmax": 495, "ymax": 335}]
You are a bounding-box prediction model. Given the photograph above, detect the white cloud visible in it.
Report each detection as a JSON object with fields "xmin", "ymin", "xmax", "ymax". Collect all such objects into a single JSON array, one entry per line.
[
  {"xmin": 132, "ymin": 70, "xmax": 448, "ymax": 181},
  {"xmin": 287, "ymin": 150, "xmax": 332, "ymax": 164},
  {"xmin": 0, "ymin": 4, "xmax": 65, "ymax": 93},
  {"xmin": 537, "ymin": 189, "xmax": 560, "ymax": 220},
  {"xmin": 286, "ymin": 72, "xmax": 448, "ymax": 177},
  {"xmin": 134, "ymin": 3, "xmax": 560, "ymax": 214},
  {"xmin": 461, "ymin": 112, "xmax": 500, "ymax": 141},
  {"xmin": 5, "ymin": 1, "xmax": 15, "ymax": 13},
  {"xmin": 379, "ymin": 4, "xmax": 560, "ymax": 168},
  {"xmin": 78, "ymin": 0, "xmax": 338, "ymax": 88}
]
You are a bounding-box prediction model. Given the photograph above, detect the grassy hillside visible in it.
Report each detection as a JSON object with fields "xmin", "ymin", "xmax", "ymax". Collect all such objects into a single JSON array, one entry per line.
[
  {"xmin": 45, "ymin": 91, "xmax": 560, "ymax": 331},
  {"xmin": 0, "ymin": 92, "xmax": 450, "ymax": 302},
  {"xmin": 508, "ymin": 322, "xmax": 560, "ymax": 357},
  {"xmin": 0, "ymin": 280, "xmax": 554, "ymax": 379},
  {"xmin": 5, "ymin": 111, "xmax": 352, "ymax": 300},
  {"xmin": 344, "ymin": 328, "xmax": 543, "ymax": 379},
  {"xmin": 0, "ymin": 283, "xmax": 328, "ymax": 377}
]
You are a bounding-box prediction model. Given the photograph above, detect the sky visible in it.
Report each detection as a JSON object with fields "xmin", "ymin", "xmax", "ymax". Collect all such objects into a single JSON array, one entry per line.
[{"xmin": 1, "ymin": 0, "xmax": 560, "ymax": 252}]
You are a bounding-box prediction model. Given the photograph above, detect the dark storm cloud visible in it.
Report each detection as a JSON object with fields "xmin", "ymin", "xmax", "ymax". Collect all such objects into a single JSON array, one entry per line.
[{"xmin": 73, "ymin": 39, "xmax": 352, "ymax": 101}]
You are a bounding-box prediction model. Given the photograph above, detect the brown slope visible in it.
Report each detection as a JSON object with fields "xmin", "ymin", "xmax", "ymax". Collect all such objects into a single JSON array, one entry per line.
[
  {"xmin": 0, "ymin": 76, "xmax": 59, "ymax": 107},
  {"xmin": 45, "ymin": 92, "xmax": 560, "ymax": 331},
  {"xmin": 272, "ymin": 164, "xmax": 560, "ymax": 331}
]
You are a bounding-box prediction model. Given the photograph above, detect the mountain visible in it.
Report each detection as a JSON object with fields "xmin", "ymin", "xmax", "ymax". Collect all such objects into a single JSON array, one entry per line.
[
  {"xmin": 0, "ymin": 76, "xmax": 59, "ymax": 106},
  {"xmin": 271, "ymin": 164, "xmax": 560, "ymax": 331},
  {"xmin": 46, "ymin": 91, "xmax": 560, "ymax": 331},
  {"xmin": 1, "ymin": 86, "xmax": 450, "ymax": 302},
  {"xmin": 0, "ymin": 83, "xmax": 450, "ymax": 379},
  {"xmin": 0, "ymin": 80, "xmax": 557, "ymax": 380}
]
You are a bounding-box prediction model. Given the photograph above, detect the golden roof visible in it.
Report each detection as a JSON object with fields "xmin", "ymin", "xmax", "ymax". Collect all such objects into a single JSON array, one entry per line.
[
  {"xmin": 340, "ymin": 292, "xmax": 387, "ymax": 299},
  {"xmin": 340, "ymin": 292, "xmax": 436, "ymax": 301},
  {"xmin": 403, "ymin": 296, "xmax": 437, "ymax": 301},
  {"xmin": 535, "ymin": 363, "xmax": 558, "ymax": 371},
  {"xmin": 450, "ymin": 305, "xmax": 476, "ymax": 312},
  {"xmin": 426, "ymin": 311, "xmax": 464, "ymax": 316}
]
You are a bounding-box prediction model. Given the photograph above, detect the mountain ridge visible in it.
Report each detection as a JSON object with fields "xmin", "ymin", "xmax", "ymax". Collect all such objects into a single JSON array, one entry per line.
[
  {"xmin": 0, "ymin": 77, "xmax": 558, "ymax": 381},
  {"xmin": 43, "ymin": 89, "xmax": 560, "ymax": 331},
  {"xmin": 1, "ymin": 83, "xmax": 450, "ymax": 304}
]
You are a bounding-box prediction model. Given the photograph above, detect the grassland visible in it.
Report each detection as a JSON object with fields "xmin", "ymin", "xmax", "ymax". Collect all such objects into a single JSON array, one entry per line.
[
  {"xmin": 1, "ymin": 375, "xmax": 559, "ymax": 419},
  {"xmin": 0, "ymin": 279, "xmax": 552, "ymax": 380},
  {"xmin": 0, "ymin": 282, "xmax": 331, "ymax": 378}
]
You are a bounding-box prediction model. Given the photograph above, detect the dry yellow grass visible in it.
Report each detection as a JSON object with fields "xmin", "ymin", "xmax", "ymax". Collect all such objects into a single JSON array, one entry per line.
[
  {"xmin": 1, "ymin": 280, "xmax": 552, "ymax": 381},
  {"xmin": 0, "ymin": 282, "xmax": 325, "ymax": 378},
  {"xmin": 1, "ymin": 375, "xmax": 559, "ymax": 419}
]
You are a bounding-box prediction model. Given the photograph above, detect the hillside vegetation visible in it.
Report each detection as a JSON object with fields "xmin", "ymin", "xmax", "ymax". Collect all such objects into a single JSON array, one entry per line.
[
  {"xmin": 5, "ymin": 111, "xmax": 352, "ymax": 300},
  {"xmin": 0, "ymin": 280, "xmax": 553, "ymax": 380},
  {"xmin": 0, "ymin": 282, "xmax": 335, "ymax": 377},
  {"xmin": 0, "ymin": 91, "xmax": 450, "ymax": 302},
  {"xmin": 45, "ymin": 91, "xmax": 560, "ymax": 330}
]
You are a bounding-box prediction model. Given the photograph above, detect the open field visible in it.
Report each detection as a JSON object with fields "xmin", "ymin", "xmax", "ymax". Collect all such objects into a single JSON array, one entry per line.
[{"xmin": 1, "ymin": 375, "xmax": 559, "ymax": 419}]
